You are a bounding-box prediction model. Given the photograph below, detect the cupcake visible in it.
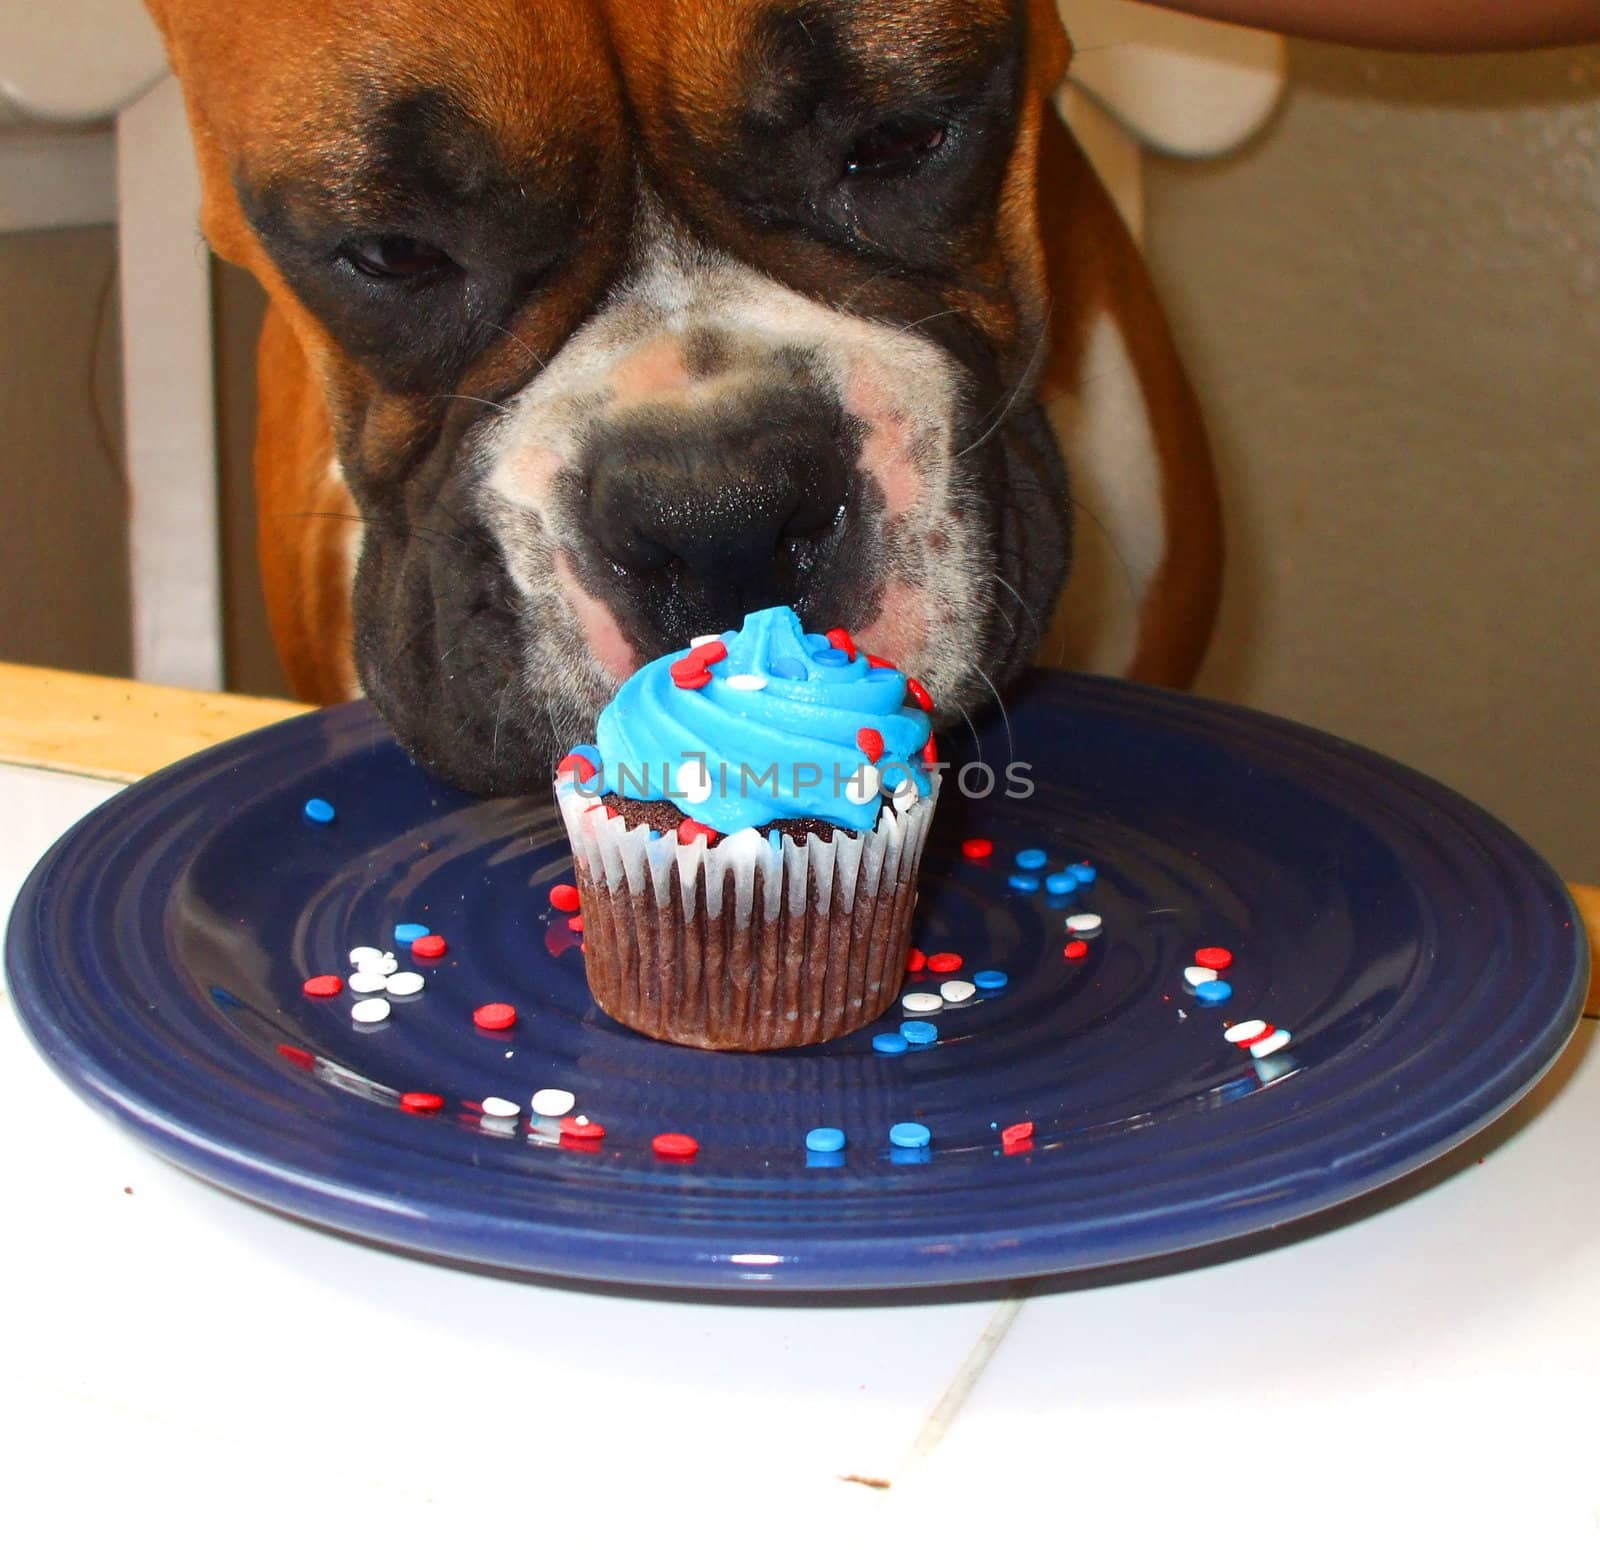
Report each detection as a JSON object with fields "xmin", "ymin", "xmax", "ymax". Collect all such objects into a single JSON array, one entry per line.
[{"xmin": 554, "ymin": 606, "xmax": 940, "ymax": 1051}]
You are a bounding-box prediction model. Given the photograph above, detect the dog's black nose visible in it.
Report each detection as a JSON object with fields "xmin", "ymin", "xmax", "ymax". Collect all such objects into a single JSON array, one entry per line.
[{"xmin": 587, "ymin": 400, "xmax": 847, "ymax": 628}]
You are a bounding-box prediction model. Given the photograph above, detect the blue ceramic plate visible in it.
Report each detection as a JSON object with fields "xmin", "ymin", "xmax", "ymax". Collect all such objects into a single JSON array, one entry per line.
[{"xmin": 6, "ymin": 674, "xmax": 1587, "ymax": 1290}]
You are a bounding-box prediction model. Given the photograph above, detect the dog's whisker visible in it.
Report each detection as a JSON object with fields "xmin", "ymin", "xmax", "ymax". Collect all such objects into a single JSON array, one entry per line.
[
  {"xmin": 433, "ymin": 393, "xmax": 510, "ymax": 416},
  {"xmin": 953, "ymin": 307, "xmax": 1053, "ymax": 461},
  {"xmin": 955, "ymin": 701, "xmax": 984, "ymax": 761},
  {"xmin": 485, "ymin": 320, "xmax": 548, "ymax": 372},
  {"xmin": 970, "ymin": 661, "xmax": 1015, "ymax": 773},
  {"xmin": 991, "ymin": 569, "xmax": 1045, "ymax": 645},
  {"xmin": 283, "ymin": 508, "xmax": 476, "ymax": 556},
  {"xmin": 894, "ymin": 308, "xmax": 961, "ymax": 339},
  {"xmin": 490, "ymin": 675, "xmax": 516, "ymax": 764}
]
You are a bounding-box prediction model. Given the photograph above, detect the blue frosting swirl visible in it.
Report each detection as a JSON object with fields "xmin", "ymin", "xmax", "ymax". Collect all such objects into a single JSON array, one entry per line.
[{"xmin": 582, "ymin": 607, "xmax": 932, "ymax": 833}]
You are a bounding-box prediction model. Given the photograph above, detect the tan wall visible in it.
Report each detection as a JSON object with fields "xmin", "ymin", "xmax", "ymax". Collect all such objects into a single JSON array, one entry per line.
[
  {"xmin": 3, "ymin": 40, "xmax": 1596, "ymax": 880},
  {"xmin": 1145, "ymin": 41, "xmax": 1600, "ymax": 880}
]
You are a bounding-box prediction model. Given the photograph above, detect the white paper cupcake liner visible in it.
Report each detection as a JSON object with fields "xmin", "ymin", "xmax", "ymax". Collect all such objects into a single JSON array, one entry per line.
[{"xmin": 554, "ymin": 774, "xmax": 939, "ymax": 1050}]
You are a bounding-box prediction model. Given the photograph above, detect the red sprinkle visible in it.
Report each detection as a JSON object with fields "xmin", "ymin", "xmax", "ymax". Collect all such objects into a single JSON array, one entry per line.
[
  {"xmin": 856, "ymin": 727, "xmax": 885, "ymax": 764},
  {"xmin": 927, "ymin": 952, "xmax": 964, "ymax": 974},
  {"xmin": 677, "ymin": 818, "xmax": 719, "ymax": 845},
  {"xmin": 560, "ymin": 1115, "xmax": 606, "ymax": 1141},
  {"xmin": 1239, "ymin": 1023, "xmax": 1277, "ymax": 1048},
  {"xmin": 1195, "ymin": 946, "xmax": 1234, "ymax": 970},
  {"xmin": 825, "ymin": 627, "xmax": 857, "ymax": 660},
  {"xmin": 906, "ymin": 947, "xmax": 927, "ymax": 973},
  {"xmin": 1063, "ymin": 940, "xmax": 1089, "ymax": 960},
  {"xmin": 670, "ymin": 660, "xmax": 712, "ymax": 690},
  {"xmin": 567, "ymin": 914, "xmax": 584, "ymax": 934},
  {"xmin": 549, "ymin": 882, "xmax": 581, "ymax": 912},
  {"xmin": 412, "ymin": 934, "xmax": 448, "ymax": 959},
  {"xmin": 960, "ymin": 837, "xmax": 995, "ymax": 860},
  {"xmin": 906, "ymin": 677, "xmax": 934, "ymax": 712},
  {"xmin": 865, "ymin": 653, "xmax": 896, "ymax": 669},
  {"xmin": 652, "ymin": 1132, "xmax": 699, "ymax": 1161},
  {"xmin": 302, "ymin": 974, "xmax": 343, "ymax": 998},
  {"xmin": 276, "ymin": 1042, "xmax": 315, "ymax": 1069},
  {"xmin": 921, "ymin": 734, "xmax": 938, "ymax": 765},
  {"xmin": 473, "ymin": 1003, "xmax": 517, "ymax": 1031},
  {"xmin": 400, "ymin": 1092, "xmax": 444, "ymax": 1114},
  {"xmin": 689, "ymin": 639, "xmax": 728, "ymax": 665},
  {"xmin": 1001, "ymin": 1120, "xmax": 1035, "ymax": 1147},
  {"xmin": 556, "ymin": 751, "xmax": 596, "ymax": 782}
]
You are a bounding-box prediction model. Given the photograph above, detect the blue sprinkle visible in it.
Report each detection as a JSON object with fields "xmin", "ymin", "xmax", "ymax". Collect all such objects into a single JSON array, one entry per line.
[
  {"xmin": 805, "ymin": 1126, "xmax": 846, "ymax": 1153},
  {"xmin": 803, "ymin": 632, "xmax": 831, "ymax": 652},
  {"xmin": 1195, "ymin": 979, "xmax": 1234, "ymax": 1005},
  {"xmin": 901, "ymin": 1020, "xmax": 939, "ymax": 1046},
  {"xmin": 873, "ymin": 1031, "xmax": 909, "ymax": 1055},
  {"xmin": 649, "ymin": 830, "xmax": 663, "ymax": 841},
  {"xmin": 566, "ymin": 742, "xmax": 601, "ymax": 767},
  {"xmin": 1008, "ymin": 874, "xmax": 1040, "ymax": 893},
  {"xmin": 1069, "ymin": 863, "xmax": 1097, "ymax": 885},
  {"xmin": 393, "ymin": 922, "xmax": 428, "ymax": 944},
  {"xmin": 303, "ymin": 797, "xmax": 335, "ymax": 824},
  {"xmin": 813, "ymin": 647, "xmax": 850, "ymax": 666},
  {"xmin": 1015, "ymin": 848, "xmax": 1049, "ymax": 870},
  {"xmin": 973, "ymin": 969, "xmax": 1009, "ymax": 991},
  {"xmin": 889, "ymin": 1121, "xmax": 931, "ymax": 1149},
  {"xmin": 770, "ymin": 655, "xmax": 808, "ymax": 680},
  {"xmin": 1044, "ymin": 872, "xmax": 1079, "ymax": 896}
]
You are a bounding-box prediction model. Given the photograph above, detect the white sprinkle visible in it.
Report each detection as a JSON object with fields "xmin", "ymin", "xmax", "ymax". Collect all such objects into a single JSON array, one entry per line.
[
  {"xmin": 482, "ymin": 1095, "xmax": 520, "ymax": 1118},
  {"xmin": 675, "ymin": 758, "xmax": 714, "ymax": 804},
  {"xmin": 690, "ymin": 634, "xmax": 722, "ymax": 648},
  {"xmin": 385, "ymin": 971, "xmax": 426, "ymax": 996},
  {"xmin": 350, "ymin": 998, "xmax": 390, "ymax": 1025},
  {"xmin": 1250, "ymin": 1029, "xmax": 1292, "ymax": 1059},
  {"xmin": 1183, "ymin": 965, "xmax": 1218, "ymax": 987},
  {"xmin": 349, "ymin": 946, "xmax": 384, "ymax": 967},
  {"xmin": 902, "ymin": 991, "xmax": 943, "ymax": 1014},
  {"xmin": 844, "ymin": 763, "xmax": 882, "ymax": 805},
  {"xmin": 348, "ymin": 970, "xmax": 389, "ymax": 995},
  {"xmin": 725, "ymin": 673, "xmax": 768, "ymax": 692},
  {"xmin": 1225, "ymin": 1018, "xmax": 1271, "ymax": 1045},
  {"xmin": 892, "ymin": 779, "xmax": 919, "ymax": 812},
  {"xmin": 531, "ymin": 1087, "xmax": 576, "ymax": 1118},
  {"xmin": 940, "ymin": 979, "xmax": 977, "ymax": 1004},
  {"xmin": 1065, "ymin": 913, "xmax": 1102, "ymax": 933}
]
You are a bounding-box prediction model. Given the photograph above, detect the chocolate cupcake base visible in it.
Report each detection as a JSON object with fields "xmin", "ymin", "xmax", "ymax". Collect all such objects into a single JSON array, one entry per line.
[{"xmin": 556, "ymin": 780, "xmax": 938, "ymax": 1051}]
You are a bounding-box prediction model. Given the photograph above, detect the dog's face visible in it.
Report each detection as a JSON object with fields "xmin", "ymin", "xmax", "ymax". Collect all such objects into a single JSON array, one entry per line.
[{"xmin": 151, "ymin": 0, "xmax": 1073, "ymax": 793}]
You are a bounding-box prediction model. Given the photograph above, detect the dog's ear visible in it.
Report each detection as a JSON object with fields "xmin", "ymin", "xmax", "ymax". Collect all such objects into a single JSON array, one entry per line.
[
  {"xmin": 992, "ymin": 0, "xmax": 1075, "ymax": 339},
  {"xmin": 135, "ymin": 1, "xmax": 249, "ymax": 269},
  {"xmin": 1026, "ymin": 0, "xmax": 1073, "ymax": 95}
]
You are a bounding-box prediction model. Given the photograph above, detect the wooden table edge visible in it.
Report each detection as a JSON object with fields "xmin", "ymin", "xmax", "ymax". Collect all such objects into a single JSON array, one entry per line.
[{"xmin": 0, "ymin": 661, "xmax": 308, "ymax": 785}]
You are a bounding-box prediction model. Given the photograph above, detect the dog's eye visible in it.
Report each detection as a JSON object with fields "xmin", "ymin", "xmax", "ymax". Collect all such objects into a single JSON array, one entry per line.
[
  {"xmin": 842, "ymin": 118, "xmax": 947, "ymax": 179},
  {"xmin": 343, "ymin": 235, "xmax": 456, "ymax": 281}
]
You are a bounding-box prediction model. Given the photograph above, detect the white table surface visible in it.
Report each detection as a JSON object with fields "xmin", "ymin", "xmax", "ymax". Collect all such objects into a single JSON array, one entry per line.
[{"xmin": 3, "ymin": 757, "xmax": 1595, "ymax": 1547}]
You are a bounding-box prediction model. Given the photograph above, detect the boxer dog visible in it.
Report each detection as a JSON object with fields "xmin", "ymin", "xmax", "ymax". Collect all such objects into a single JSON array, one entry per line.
[{"xmin": 146, "ymin": 0, "xmax": 1220, "ymax": 794}]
